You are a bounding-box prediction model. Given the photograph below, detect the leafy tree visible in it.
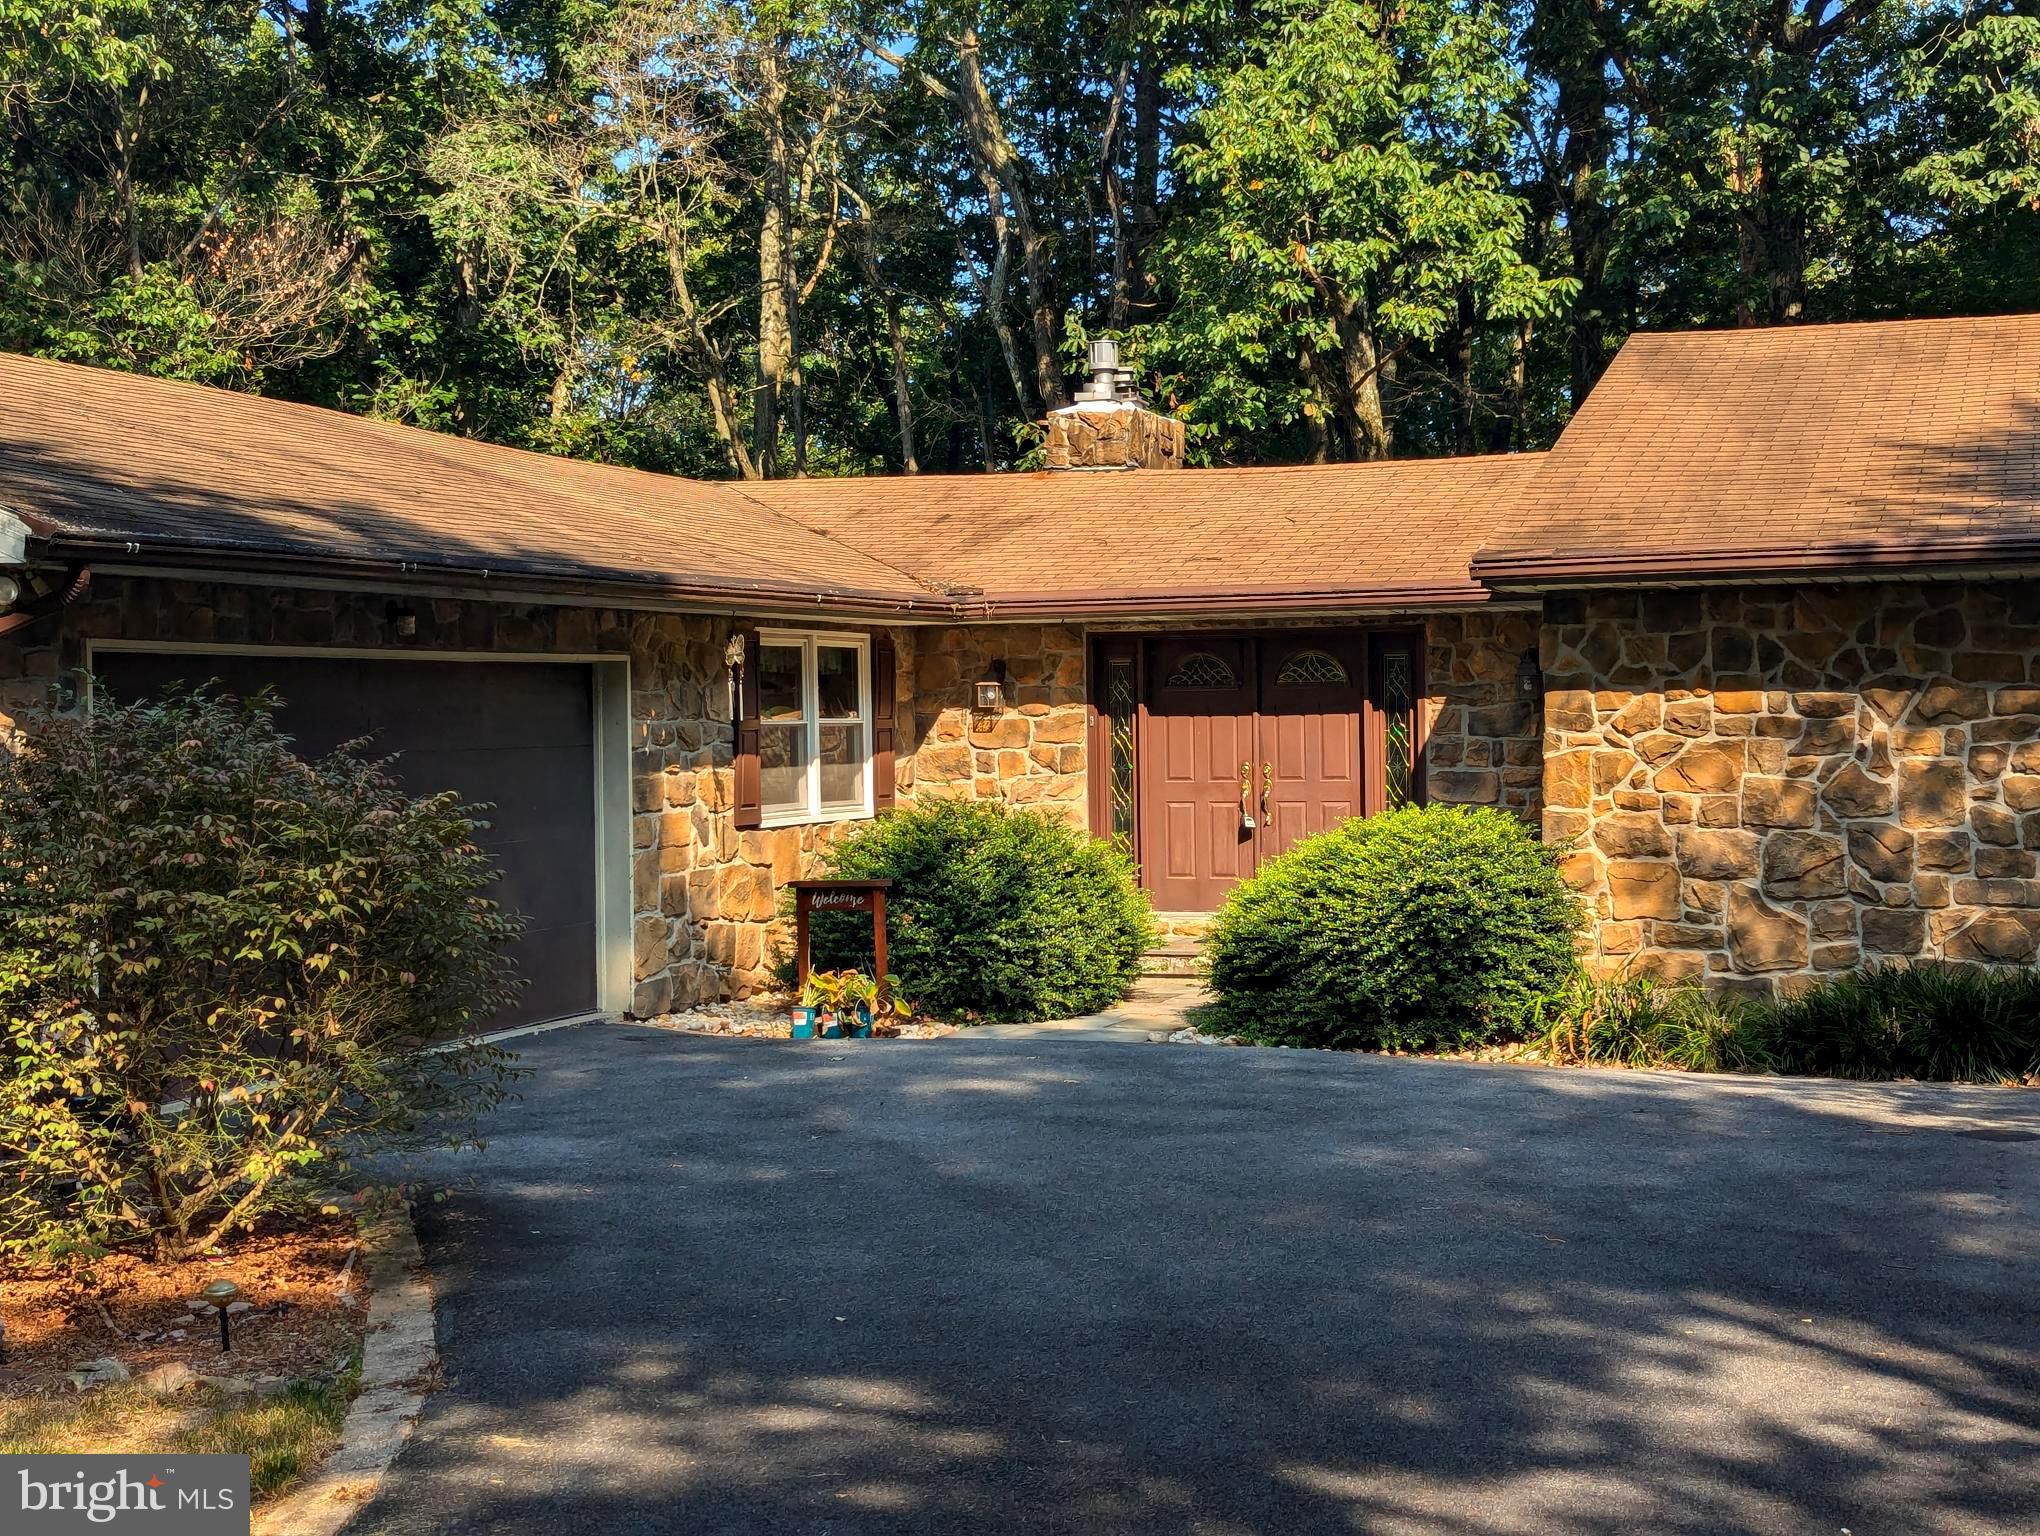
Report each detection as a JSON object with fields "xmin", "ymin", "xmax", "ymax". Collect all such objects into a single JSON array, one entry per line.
[
  {"xmin": 0, "ymin": 0, "xmax": 2035, "ymax": 468},
  {"xmin": 0, "ymin": 688, "xmax": 521, "ymax": 1262},
  {"xmin": 1148, "ymin": 0, "xmax": 1572, "ymax": 461}
]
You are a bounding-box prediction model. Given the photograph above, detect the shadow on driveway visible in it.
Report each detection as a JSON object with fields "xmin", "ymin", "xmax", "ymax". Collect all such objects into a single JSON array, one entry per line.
[{"xmin": 352, "ymin": 1029, "xmax": 2040, "ymax": 1535}]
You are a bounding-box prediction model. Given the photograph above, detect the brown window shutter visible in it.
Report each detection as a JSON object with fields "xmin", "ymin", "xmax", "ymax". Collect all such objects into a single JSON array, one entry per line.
[
  {"xmin": 872, "ymin": 631, "xmax": 897, "ymax": 811},
  {"xmin": 733, "ymin": 629, "xmax": 763, "ymax": 829}
]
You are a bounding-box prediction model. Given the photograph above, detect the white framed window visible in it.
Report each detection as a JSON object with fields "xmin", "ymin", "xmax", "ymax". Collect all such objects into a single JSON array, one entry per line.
[{"xmin": 757, "ymin": 629, "xmax": 873, "ymax": 826}]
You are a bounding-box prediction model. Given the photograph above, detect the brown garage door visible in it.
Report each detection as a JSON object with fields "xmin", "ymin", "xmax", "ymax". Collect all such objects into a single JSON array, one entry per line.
[{"xmin": 96, "ymin": 650, "xmax": 598, "ymax": 1029}]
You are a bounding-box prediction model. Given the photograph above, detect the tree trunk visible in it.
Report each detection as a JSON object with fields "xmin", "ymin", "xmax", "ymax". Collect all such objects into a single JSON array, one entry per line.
[
  {"xmin": 663, "ymin": 223, "xmax": 757, "ymax": 479},
  {"xmin": 1552, "ymin": 0, "xmax": 1617, "ymax": 403},
  {"xmin": 965, "ymin": 181, "xmax": 1034, "ymax": 418},
  {"xmin": 1100, "ymin": 62, "xmax": 1131, "ymax": 329},
  {"xmin": 1330, "ymin": 290, "xmax": 1390, "ymax": 461},
  {"xmin": 1739, "ymin": 195, "xmax": 1806, "ymax": 324},
  {"xmin": 1490, "ymin": 317, "xmax": 1529, "ymax": 452},
  {"xmin": 861, "ymin": 227, "xmax": 918, "ymax": 472},
  {"xmin": 954, "ymin": 29, "xmax": 1067, "ymax": 410},
  {"xmin": 1450, "ymin": 286, "xmax": 1477, "ymax": 456},
  {"xmin": 1298, "ymin": 348, "xmax": 1331, "ymax": 463},
  {"xmin": 1127, "ymin": 51, "xmax": 1161, "ymax": 316},
  {"xmin": 754, "ymin": 51, "xmax": 797, "ymax": 476}
]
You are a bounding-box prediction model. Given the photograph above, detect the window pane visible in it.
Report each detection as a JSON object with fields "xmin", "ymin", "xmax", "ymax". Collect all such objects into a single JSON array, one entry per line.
[
  {"xmin": 816, "ymin": 645, "xmax": 862, "ymax": 720},
  {"xmin": 759, "ymin": 644, "xmax": 804, "ymax": 722},
  {"xmin": 761, "ymin": 723, "xmax": 809, "ymax": 816},
  {"xmin": 819, "ymin": 723, "xmax": 866, "ymax": 812}
]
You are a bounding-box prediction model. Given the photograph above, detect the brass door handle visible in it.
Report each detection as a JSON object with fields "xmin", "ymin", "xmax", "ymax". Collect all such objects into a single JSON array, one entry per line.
[
  {"xmin": 1261, "ymin": 762, "xmax": 1273, "ymax": 816},
  {"xmin": 1239, "ymin": 761, "xmax": 1255, "ymax": 829}
]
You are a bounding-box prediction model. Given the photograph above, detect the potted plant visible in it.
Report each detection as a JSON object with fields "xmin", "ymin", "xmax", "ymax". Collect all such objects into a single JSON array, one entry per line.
[
  {"xmin": 838, "ymin": 972, "xmax": 883, "ymax": 1038},
  {"xmin": 807, "ymin": 970, "xmax": 849, "ymax": 1038},
  {"xmin": 790, "ymin": 973, "xmax": 828, "ymax": 1039},
  {"xmin": 872, "ymin": 974, "xmax": 913, "ymax": 1036}
]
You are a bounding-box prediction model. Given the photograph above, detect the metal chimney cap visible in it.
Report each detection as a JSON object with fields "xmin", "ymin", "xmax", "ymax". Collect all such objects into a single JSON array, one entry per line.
[{"xmin": 1087, "ymin": 338, "xmax": 1121, "ymax": 373}]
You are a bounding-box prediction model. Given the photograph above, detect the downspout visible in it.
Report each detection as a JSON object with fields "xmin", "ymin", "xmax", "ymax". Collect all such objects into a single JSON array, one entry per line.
[{"xmin": 0, "ymin": 564, "xmax": 93, "ymax": 640}]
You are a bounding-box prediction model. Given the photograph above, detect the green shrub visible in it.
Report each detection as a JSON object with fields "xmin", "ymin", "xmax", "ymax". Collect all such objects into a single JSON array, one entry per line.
[
  {"xmin": 800, "ymin": 799, "xmax": 1154, "ymax": 1024},
  {"xmin": 0, "ymin": 686, "xmax": 522, "ymax": 1261},
  {"xmin": 1205, "ymin": 804, "xmax": 1583, "ymax": 1051},
  {"xmin": 1765, "ymin": 964, "xmax": 2040, "ymax": 1083},
  {"xmin": 1534, "ymin": 971, "xmax": 1774, "ymax": 1074},
  {"xmin": 1536, "ymin": 962, "xmax": 2040, "ymax": 1082}
]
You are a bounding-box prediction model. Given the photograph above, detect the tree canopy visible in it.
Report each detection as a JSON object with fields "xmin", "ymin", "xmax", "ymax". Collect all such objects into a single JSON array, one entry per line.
[{"xmin": 2, "ymin": 0, "xmax": 2034, "ymax": 473}]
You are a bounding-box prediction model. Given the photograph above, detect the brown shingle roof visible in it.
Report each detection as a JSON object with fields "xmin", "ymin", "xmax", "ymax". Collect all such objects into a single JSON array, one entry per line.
[
  {"xmin": 1473, "ymin": 314, "xmax": 2040, "ymax": 585},
  {"xmin": 0, "ymin": 349, "xmax": 1540, "ymax": 617},
  {"xmin": 737, "ymin": 456, "xmax": 1544, "ymax": 614},
  {"xmin": 0, "ymin": 351, "xmax": 936, "ymax": 611},
  {"xmin": 10, "ymin": 313, "xmax": 2035, "ymax": 618}
]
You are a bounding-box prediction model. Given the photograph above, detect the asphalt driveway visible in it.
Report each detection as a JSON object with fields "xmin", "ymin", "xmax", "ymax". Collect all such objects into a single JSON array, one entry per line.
[{"xmin": 354, "ymin": 1028, "xmax": 2040, "ymax": 1536}]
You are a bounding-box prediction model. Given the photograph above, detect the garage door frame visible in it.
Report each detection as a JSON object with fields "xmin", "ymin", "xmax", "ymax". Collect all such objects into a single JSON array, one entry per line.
[{"xmin": 85, "ymin": 639, "xmax": 635, "ymax": 1022}]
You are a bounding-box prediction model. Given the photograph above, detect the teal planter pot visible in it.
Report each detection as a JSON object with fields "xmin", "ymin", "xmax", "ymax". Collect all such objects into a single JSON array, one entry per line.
[
  {"xmin": 819, "ymin": 1013, "xmax": 844, "ymax": 1039},
  {"xmin": 851, "ymin": 1005, "xmax": 874, "ymax": 1039},
  {"xmin": 789, "ymin": 1007, "xmax": 817, "ymax": 1040}
]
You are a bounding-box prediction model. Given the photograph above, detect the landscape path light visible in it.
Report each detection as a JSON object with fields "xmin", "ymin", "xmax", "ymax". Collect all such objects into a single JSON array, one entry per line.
[{"xmin": 200, "ymin": 1279, "xmax": 241, "ymax": 1352}]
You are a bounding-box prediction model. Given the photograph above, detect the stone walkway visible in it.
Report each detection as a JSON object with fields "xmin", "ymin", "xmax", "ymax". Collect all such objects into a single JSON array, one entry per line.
[{"xmin": 964, "ymin": 975, "xmax": 1210, "ymax": 1041}]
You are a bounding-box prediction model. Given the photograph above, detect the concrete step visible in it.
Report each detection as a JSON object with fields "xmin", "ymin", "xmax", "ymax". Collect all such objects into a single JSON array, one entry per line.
[{"xmin": 1143, "ymin": 912, "xmax": 1213, "ymax": 975}]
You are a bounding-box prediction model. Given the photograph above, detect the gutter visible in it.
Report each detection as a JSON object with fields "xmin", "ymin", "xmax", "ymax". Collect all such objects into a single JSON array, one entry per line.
[
  {"xmin": 966, "ymin": 581, "xmax": 1499, "ymax": 620},
  {"xmin": 1472, "ymin": 534, "xmax": 2040, "ymax": 589},
  {"xmin": 33, "ymin": 529, "xmax": 954, "ymax": 621},
  {"xmin": 21, "ymin": 529, "xmax": 1509, "ymax": 626}
]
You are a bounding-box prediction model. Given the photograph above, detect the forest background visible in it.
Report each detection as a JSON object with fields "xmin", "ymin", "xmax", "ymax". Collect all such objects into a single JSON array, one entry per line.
[{"xmin": 4, "ymin": 0, "xmax": 2034, "ymax": 475}]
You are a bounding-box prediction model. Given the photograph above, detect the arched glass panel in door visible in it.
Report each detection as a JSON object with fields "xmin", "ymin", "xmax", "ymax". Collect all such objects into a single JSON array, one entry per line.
[
  {"xmin": 1274, "ymin": 648, "xmax": 1351, "ymax": 687},
  {"xmin": 1165, "ymin": 651, "xmax": 1239, "ymax": 690}
]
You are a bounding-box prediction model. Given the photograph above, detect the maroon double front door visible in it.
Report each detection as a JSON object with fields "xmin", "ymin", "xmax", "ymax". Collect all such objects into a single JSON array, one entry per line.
[{"xmin": 1094, "ymin": 631, "xmax": 1421, "ymax": 912}]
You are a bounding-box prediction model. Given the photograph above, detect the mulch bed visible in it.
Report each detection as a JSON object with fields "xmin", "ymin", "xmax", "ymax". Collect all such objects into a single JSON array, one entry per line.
[
  {"xmin": 641, "ymin": 998, "xmax": 960, "ymax": 1039},
  {"xmin": 0, "ymin": 1211, "xmax": 370, "ymax": 1402}
]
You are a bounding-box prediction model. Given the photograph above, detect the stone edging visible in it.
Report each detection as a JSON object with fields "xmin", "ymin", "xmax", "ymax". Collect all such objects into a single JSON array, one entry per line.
[{"xmin": 251, "ymin": 1205, "xmax": 436, "ymax": 1536}]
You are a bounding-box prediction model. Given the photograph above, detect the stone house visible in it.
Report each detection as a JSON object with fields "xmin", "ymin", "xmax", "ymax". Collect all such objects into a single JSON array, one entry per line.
[{"xmin": 2, "ymin": 313, "xmax": 2036, "ymax": 1017}]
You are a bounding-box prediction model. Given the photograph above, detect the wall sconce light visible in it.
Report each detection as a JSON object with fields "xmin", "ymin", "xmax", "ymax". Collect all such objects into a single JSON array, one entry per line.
[
  {"xmin": 723, "ymin": 632, "xmax": 747, "ymax": 720},
  {"xmin": 1515, "ymin": 648, "xmax": 1543, "ymax": 700},
  {"xmin": 974, "ymin": 659, "xmax": 1008, "ymax": 713}
]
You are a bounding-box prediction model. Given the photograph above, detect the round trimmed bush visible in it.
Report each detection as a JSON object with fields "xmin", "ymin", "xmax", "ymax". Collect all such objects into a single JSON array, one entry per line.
[
  {"xmin": 803, "ymin": 799, "xmax": 1154, "ymax": 1024},
  {"xmin": 1205, "ymin": 804, "xmax": 1583, "ymax": 1051}
]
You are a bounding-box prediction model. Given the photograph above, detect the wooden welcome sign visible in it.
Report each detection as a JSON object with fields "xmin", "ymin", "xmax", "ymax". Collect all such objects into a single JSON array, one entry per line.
[{"xmin": 787, "ymin": 879, "xmax": 893, "ymax": 989}]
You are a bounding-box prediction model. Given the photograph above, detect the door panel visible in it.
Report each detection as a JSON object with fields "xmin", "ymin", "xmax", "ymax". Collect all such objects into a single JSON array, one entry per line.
[
  {"xmin": 1131, "ymin": 631, "xmax": 1383, "ymax": 909},
  {"xmin": 1257, "ymin": 634, "xmax": 1367, "ymax": 864},
  {"xmin": 1139, "ymin": 638, "xmax": 1257, "ymax": 911}
]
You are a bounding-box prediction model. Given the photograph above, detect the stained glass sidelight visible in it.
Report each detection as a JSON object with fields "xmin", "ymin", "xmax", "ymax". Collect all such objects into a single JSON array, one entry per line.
[
  {"xmin": 1382, "ymin": 648, "xmax": 1415, "ymax": 810},
  {"xmin": 1107, "ymin": 656, "xmax": 1137, "ymax": 855},
  {"xmin": 1165, "ymin": 651, "xmax": 1238, "ymax": 689}
]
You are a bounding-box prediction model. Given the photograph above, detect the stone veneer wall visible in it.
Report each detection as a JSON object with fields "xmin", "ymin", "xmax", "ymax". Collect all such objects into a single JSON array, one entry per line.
[
  {"xmin": 1424, "ymin": 609, "xmax": 1545, "ymax": 819},
  {"xmin": 905, "ymin": 623, "xmax": 1089, "ymax": 826},
  {"xmin": 1546, "ymin": 582, "xmax": 2040, "ymax": 997},
  {"xmin": 1, "ymin": 576, "xmax": 924, "ymax": 1012}
]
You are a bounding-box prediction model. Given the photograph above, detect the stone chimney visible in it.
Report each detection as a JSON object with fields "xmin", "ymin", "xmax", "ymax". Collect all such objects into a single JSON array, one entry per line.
[{"xmin": 1043, "ymin": 339, "xmax": 1186, "ymax": 471}]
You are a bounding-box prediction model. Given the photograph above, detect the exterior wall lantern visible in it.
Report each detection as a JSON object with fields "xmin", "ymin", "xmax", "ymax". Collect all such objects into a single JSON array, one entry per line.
[
  {"xmin": 1516, "ymin": 648, "xmax": 1543, "ymax": 701},
  {"xmin": 974, "ymin": 659, "xmax": 1009, "ymax": 713}
]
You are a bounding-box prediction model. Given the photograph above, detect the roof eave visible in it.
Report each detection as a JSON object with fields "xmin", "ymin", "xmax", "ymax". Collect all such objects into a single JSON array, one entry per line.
[
  {"xmin": 1472, "ymin": 535, "xmax": 2040, "ymax": 589},
  {"xmin": 959, "ymin": 582, "xmax": 1503, "ymax": 621},
  {"xmin": 32, "ymin": 531, "xmax": 951, "ymax": 620}
]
